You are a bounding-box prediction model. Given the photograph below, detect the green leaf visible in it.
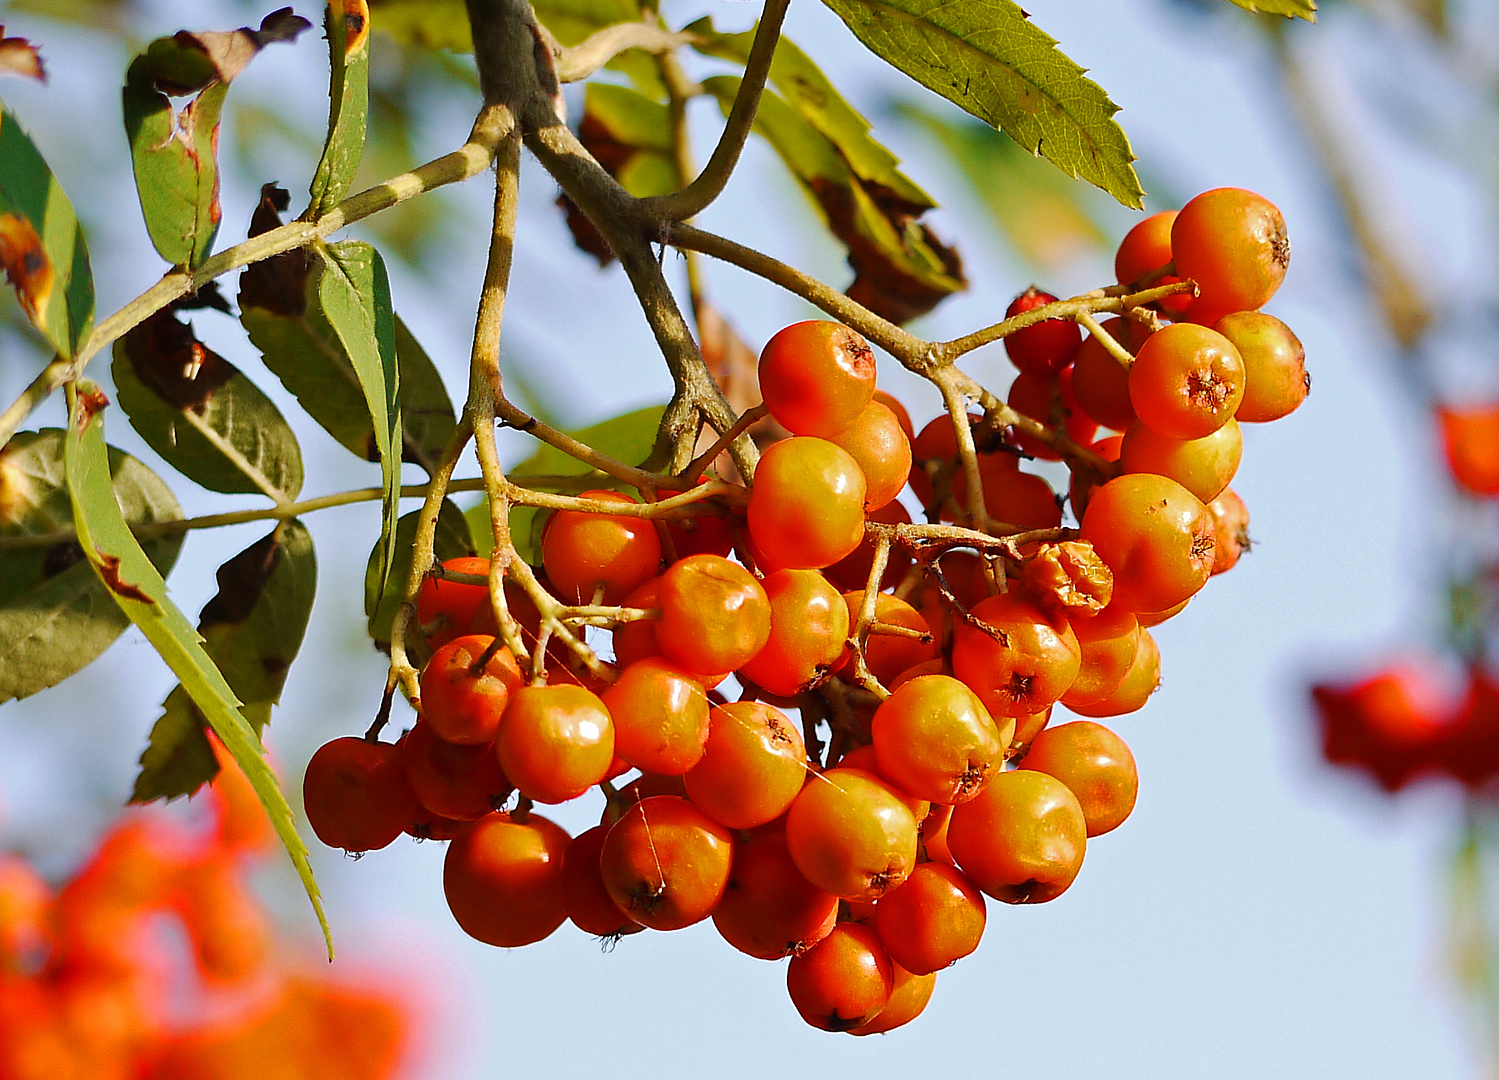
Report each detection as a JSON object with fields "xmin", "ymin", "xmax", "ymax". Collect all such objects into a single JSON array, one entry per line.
[
  {"xmin": 816, "ymin": 0, "xmax": 1144, "ymax": 209},
  {"xmin": 393, "ymin": 315, "xmax": 457, "ymax": 475},
  {"xmin": 894, "ymin": 99, "xmax": 1109, "ymax": 272},
  {"xmin": 687, "ymin": 20, "xmax": 932, "ymax": 209},
  {"xmin": 473, "ymin": 404, "xmax": 665, "ymax": 565},
  {"xmin": 111, "ymin": 311, "xmax": 305, "ymax": 500},
  {"xmin": 62, "ymin": 383, "xmax": 329, "ymax": 957},
  {"xmin": 0, "ymin": 429, "xmax": 182, "ymax": 704},
  {"xmin": 0, "ymin": 106, "xmax": 94, "ymax": 357},
  {"xmin": 367, "ymin": 499, "xmax": 474, "ymax": 650},
  {"xmin": 318, "ymin": 239, "xmax": 401, "ymax": 603},
  {"xmin": 121, "ymin": 9, "xmax": 312, "ymax": 269},
  {"xmin": 367, "ymin": 0, "xmax": 472, "ymax": 51},
  {"xmin": 134, "ymin": 519, "xmax": 318, "ymax": 802},
  {"xmin": 1224, "ymin": 0, "xmax": 1316, "ymax": 20},
  {"xmin": 309, "ymin": 1, "xmax": 371, "ymax": 217},
  {"xmin": 530, "ymin": 0, "xmax": 641, "ymax": 45},
  {"xmin": 705, "ymin": 76, "xmax": 963, "ymax": 324},
  {"xmin": 583, "ymin": 84, "xmax": 678, "ymax": 198},
  {"xmin": 239, "ymin": 187, "xmax": 434, "ymax": 474}
]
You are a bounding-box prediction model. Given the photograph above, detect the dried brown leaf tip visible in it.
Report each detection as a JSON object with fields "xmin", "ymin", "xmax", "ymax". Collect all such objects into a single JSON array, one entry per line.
[
  {"xmin": 337, "ymin": 0, "xmax": 370, "ymax": 57},
  {"xmin": 0, "ymin": 27, "xmax": 45, "ymax": 83},
  {"xmin": 0, "ymin": 212, "xmax": 54, "ymax": 326},
  {"xmin": 142, "ymin": 8, "xmax": 312, "ymax": 96}
]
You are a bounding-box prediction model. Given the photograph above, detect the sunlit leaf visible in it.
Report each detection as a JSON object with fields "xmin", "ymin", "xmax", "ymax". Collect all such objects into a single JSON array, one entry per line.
[
  {"xmin": 1224, "ymin": 0, "xmax": 1316, "ymax": 20},
  {"xmin": 894, "ymin": 99, "xmax": 1109, "ymax": 272},
  {"xmin": 133, "ymin": 520, "xmax": 317, "ymax": 802},
  {"xmin": 309, "ymin": 0, "xmax": 370, "ymax": 217},
  {"xmin": 62, "ymin": 384, "xmax": 329, "ymax": 956},
  {"xmin": 0, "ymin": 429, "xmax": 182, "ymax": 704},
  {"xmin": 817, "ymin": 0, "xmax": 1144, "ymax": 208},
  {"xmin": 367, "ymin": 0, "xmax": 472, "ymax": 51},
  {"xmin": 688, "ymin": 20, "xmax": 932, "ymax": 208},
  {"xmin": 0, "ymin": 106, "xmax": 94, "ymax": 357},
  {"xmin": 317, "ymin": 239, "xmax": 401, "ymax": 603},
  {"xmin": 706, "ymin": 76, "xmax": 963, "ymax": 323},
  {"xmin": 112, "ymin": 308, "xmax": 305, "ymax": 500},
  {"xmin": 122, "ymin": 8, "xmax": 311, "ymax": 268},
  {"xmin": 367, "ymin": 498, "xmax": 474, "ymax": 650}
]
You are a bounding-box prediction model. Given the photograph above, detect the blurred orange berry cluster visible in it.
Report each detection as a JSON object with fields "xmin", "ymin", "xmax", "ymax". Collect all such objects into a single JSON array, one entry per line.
[{"xmin": 0, "ymin": 740, "xmax": 412, "ymax": 1080}]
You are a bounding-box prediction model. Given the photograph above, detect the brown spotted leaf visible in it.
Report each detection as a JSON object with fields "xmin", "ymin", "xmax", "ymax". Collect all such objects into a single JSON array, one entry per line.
[
  {"xmin": 0, "ymin": 107, "xmax": 94, "ymax": 356},
  {"xmin": 123, "ymin": 8, "xmax": 312, "ymax": 269},
  {"xmin": 112, "ymin": 305, "xmax": 305, "ymax": 500},
  {"xmin": 308, "ymin": 0, "xmax": 371, "ymax": 217},
  {"xmin": 63, "ymin": 385, "xmax": 329, "ymax": 954},
  {"xmin": 0, "ymin": 430, "xmax": 183, "ymax": 704},
  {"xmin": 0, "ymin": 27, "xmax": 45, "ymax": 82}
]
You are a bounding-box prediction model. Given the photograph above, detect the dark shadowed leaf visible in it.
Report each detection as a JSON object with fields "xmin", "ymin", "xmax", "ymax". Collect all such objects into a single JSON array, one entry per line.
[
  {"xmin": 122, "ymin": 8, "xmax": 311, "ymax": 268},
  {"xmin": 1225, "ymin": 0, "xmax": 1315, "ymax": 19},
  {"xmin": 133, "ymin": 519, "xmax": 317, "ymax": 802},
  {"xmin": 894, "ymin": 99, "xmax": 1109, "ymax": 273},
  {"xmin": 0, "ymin": 27, "xmax": 45, "ymax": 82},
  {"xmin": 111, "ymin": 308, "xmax": 305, "ymax": 500},
  {"xmin": 0, "ymin": 429, "xmax": 182, "ymax": 703},
  {"xmin": 0, "ymin": 106, "xmax": 94, "ymax": 357},
  {"xmin": 309, "ymin": 0, "xmax": 371, "ymax": 217},
  {"xmin": 473, "ymin": 404, "xmax": 665, "ymax": 565},
  {"xmin": 817, "ymin": 0, "xmax": 1144, "ymax": 208},
  {"xmin": 688, "ymin": 20, "xmax": 932, "ymax": 209},
  {"xmin": 367, "ymin": 498, "xmax": 474, "ymax": 650},
  {"xmin": 705, "ymin": 76, "xmax": 963, "ymax": 324},
  {"xmin": 61, "ymin": 384, "xmax": 329, "ymax": 954}
]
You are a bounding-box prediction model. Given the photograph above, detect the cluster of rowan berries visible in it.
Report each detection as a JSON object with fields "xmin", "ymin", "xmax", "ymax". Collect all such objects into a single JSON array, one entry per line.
[
  {"xmin": 0, "ymin": 743, "xmax": 410, "ymax": 1080},
  {"xmin": 302, "ymin": 185, "xmax": 1306, "ymax": 1033}
]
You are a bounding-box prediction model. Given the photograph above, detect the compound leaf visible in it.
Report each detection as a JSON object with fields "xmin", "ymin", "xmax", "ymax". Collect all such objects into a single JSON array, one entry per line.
[
  {"xmin": 112, "ymin": 308, "xmax": 305, "ymax": 500},
  {"xmin": 62, "ymin": 383, "xmax": 329, "ymax": 957},
  {"xmin": 133, "ymin": 519, "xmax": 317, "ymax": 802},
  {"xmin": 122, "ymin": 8, "xmax": 311, "ymax": 268},
  {"xmin": 0, "ymin": 429, "xmax": 182, "ymax": 703},
  {"xmin": 309, "ymin": 1, "xmax": 371, "ymax": 217},
  {"xmin": 0, "ymin": 106, "xmax": 94, "ymax": 357},
  {"xmin": 816, "ymin": 0, "xmax": 1144, "ymax": 208}
]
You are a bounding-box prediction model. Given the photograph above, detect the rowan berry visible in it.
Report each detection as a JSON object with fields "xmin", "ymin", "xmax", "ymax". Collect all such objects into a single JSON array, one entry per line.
[
  {"xmin": 870, "ymin": 674, "xmax": 1008, "ymax": 804},
  {"xmin": 1003, "ymin": 287, "xmax": 1083, "ymax": 378},
  {"xmin": 656, "ymin": 554, "xmax": 771, "ymax": 675},
  {"xmin": 1129, "ymin": 323, "xmax": 1245, "ymax": 440},
  {"xmin": 303, "ymin": 737, "xmax": 418, "ymax": 854},
  {"xmin": 1172, "ymin": 187, "xmax": 1289, "ymax": 312},
  {"xmin": 748, "ymin": 438, "xmax": 867, "ymax": 569},
  {"xmin": 738, "ymin": 569, "xmax": 849, "ymax": 697},
  {"xmin": 419, "ymin": 634, "xmax": 523, "ymax": 746},
  {"xmin": 946, "ymin": 769, "xmax": 1087, "ymax": 904},
  {"xmin": 599, "ymin": 795, "xmax": 733, "ymax": 931},
  {"xmin": 443, "ymin": 812, "xmax": 570, "ymax": 947},
  {"xmin": 784, "ymin": 768, "xmax": 918, "ymax": 902},
  {"xmin": 1119, "ymin": 417, "xmax": 1242, "ymax": 504},
  {"xmin": 951, "ymin": 593, "xmax": 1081, "ymax": 719},
  {"xmin": 786, "ymin": 921, "xmax": 894, "ymax": 1032},
  {"xmin": 1213, "ymin": 311, "xmax": 1309, "ymax": 422},
  {"xmin": 683, "ymin": 701, "xmax": 809, "ymax": 830},
  {"xmin": 541, "ymin": 489, "xmax": 661, "ymax": 604},
  {"xmin": 829, "ymin": 399, "xmax": 913, "ymax": 511},
  {"xmin": 758, "ymin": 321, "xmax": 877, "ymax": 438},
  {"xmin": 1020, "ymin": 720, "xmax": 1138, "ymax": 837},
  {"xmin": 494, "ymin": 684, "xmax": 615, "ymax": 805},
  {"xmin": 1078, "ymin": 473, "xmax": 1214, "ymax": 615},
  {"xmin": 599, "ymin": 658, "xmax": 709, "ymax": 776}
]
